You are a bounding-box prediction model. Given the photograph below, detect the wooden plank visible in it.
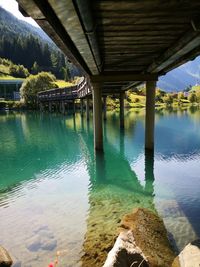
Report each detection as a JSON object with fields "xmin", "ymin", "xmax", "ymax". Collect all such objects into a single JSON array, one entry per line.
[
  {"xmin": 94, "ymin": 1, "xmax": 200, "ymax": 11},
  {"xmin": 98, "ymin": 24, "xmax": 189, "ymax": 31},
  {"xmin": 94, "ymin": 10, "xmax": 200, "ymax": 18},
  {"xmin": 99, "ymin": 31, "xmax": 184, "ymax": 37},
  {"xmin": 100, "ymin": 36, "xmax": 175, "ymax": 41},
  {"xmin": 91, "ymin": 72, "xmax": 158, "ymax": 82},
  {"xmin": 104, "ymin": 57, "xmax": 154, "ymax": 64},
  {"xmin": 102, "ymin": 45, "xmax": 168, "ymax": 51},
  {"xmin": 104, "ymin": 67, "xmax": 145, "ymax": 72},
  {"xmin": 98, "ymin": 17, "xmax": 191, "ymax": 25},
  {"xmin": 102, "ymin": 41, "xmax": 172, "ymax": 45}
]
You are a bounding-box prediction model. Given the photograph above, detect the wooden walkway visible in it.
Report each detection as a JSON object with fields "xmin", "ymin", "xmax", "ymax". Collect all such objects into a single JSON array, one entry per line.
[{"xmin": 37, "ymin": 77, "xmax": 91, "ymax": 102}]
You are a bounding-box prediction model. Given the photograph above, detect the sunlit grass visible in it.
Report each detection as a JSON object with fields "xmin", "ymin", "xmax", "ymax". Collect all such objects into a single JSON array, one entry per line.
[
  {"xmin": 55, "ymin": 80, "xmax": 74, "ymax": 88},
  {"xmin": 0, "ymin": 75, "xmax": 24, "ymax": 80}
]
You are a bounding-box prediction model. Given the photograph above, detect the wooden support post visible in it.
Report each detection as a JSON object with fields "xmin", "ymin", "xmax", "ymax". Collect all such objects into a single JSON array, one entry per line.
[
  {"xmin": 49, "ymin": 102, "xmax": 52, "ymax": 112},
  {"xmin": 92, "ymin": 82, "xmax": 103, "ymax": 150},
  {"xmin": 120, "ymin": 91, "xmax": 125, "ymax": 128},
  {"xmin": 86, "ymin": 97, "xmax": 90, "ymax": 121},
  {"xmin": 103, "ymin": 96, "xmax": 107, "ymax": 121},
  {"xmin": 39, "ymin": 102, "xmax": 43, "ymax": 112},
  {"xmin": 145, "ymin": 81, "xmax": 156, "ymax": 150},
  {"xmin": 61, "ymin": 101, "xmax": 65, "ymax": 114},
  {"xmin": 73, "ymin": 100, "xmax": 76, "ymax": 115},
  {"xmin": 56, "ymin": 102, "xmax": 59, "ymax": 113},
  {"xmin": 80, "ymin": 98, "xmax": 84, "ymax": 117}
]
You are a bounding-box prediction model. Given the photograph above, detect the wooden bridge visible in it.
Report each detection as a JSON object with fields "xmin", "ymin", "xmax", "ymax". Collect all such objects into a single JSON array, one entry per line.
[
  {"xmin": 17, "ymin": 0, "xmax": 200, "ymax": 151},
  {"xmin": 37, "ymin": 77, "xmax": 91, "ymax": 101}
]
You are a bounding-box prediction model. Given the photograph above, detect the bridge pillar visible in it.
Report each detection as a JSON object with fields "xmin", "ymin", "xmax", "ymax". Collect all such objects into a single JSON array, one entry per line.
[
  {"xmin": 39, "ymin": 102, "xmax": 43, "ymax": 112},
  {"xmin": 59, "ymin": 101, "xmax": 62, "ymax": 113},
  {"xmin": 48, "ymin": 102, "xmax": 52, "ymax": 112},
  {"xmin": 73, "ymin": 100, "xmax": 76, "ymax": 115},
  {"xmin": 145, "ymin": 80, "xmax": 156, "ymax": 150},
  {"xmin": 86, "ymin": 97, "xmax": 90, "ymax": 121},
  {"xmin": 92, "ymin": 82, "xmax": 103, "ymax": 150},
  {"xmin": 103, "ymin": 96, "xmax": 107, "ymax": 121},
  {"xmin": 61, "ymin": 101, "xmax": 65, "ymax": 114},
  {"xmin": 120, "ymin": 91, "xmax": 125, "ymax": 128},
  {"xmin": 80, "ymin": 98, "xmax": 84, "ymax": 117}
]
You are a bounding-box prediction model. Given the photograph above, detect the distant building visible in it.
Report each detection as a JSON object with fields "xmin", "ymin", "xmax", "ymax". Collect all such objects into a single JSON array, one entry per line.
[{"xmin": 0, "ymin": 80, "xmax": 23, "ymax": 100}]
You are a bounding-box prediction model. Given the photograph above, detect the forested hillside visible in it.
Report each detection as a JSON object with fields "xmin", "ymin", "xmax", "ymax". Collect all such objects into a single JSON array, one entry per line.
[{"xmin": 0, "ymin": 7, "xmax": 80, "ymax": 79}]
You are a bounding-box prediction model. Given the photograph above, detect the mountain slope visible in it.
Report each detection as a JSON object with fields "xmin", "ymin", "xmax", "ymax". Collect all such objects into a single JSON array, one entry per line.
[
  {"xmin": 158, "ymin": 57, "xmax": 200, "ymax": 92},
  {"xmin": 0, "ymin": 6, "xmax": 52, "ymax": 44}
]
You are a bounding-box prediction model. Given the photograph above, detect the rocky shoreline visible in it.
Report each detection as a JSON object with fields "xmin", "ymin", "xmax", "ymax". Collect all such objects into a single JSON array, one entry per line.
[{"xmin": 1, "ymin": 208, "xmax": 199, "ymax": 267}]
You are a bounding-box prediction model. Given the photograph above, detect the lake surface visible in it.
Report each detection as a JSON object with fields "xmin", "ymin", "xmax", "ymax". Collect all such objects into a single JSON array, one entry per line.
[{"xmin": 0, "ymin": 108, "xmax": 200, "ymax": 266}]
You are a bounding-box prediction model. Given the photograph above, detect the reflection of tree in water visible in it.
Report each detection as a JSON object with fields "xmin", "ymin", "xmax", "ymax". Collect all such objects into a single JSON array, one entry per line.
[
  {"xmin": 0, "ymin": 112, "xmax": 81, "ymax": 190},
  {"xmin": 78, "ymin": 125, "xmax": 156, "ymax": 267}
]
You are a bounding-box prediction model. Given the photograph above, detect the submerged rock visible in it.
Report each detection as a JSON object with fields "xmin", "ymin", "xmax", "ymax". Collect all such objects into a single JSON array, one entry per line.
[
  {"xmin": 103, "ymin": 208, "xmax": 175, "ymax": 267},
  {"xmin": 26, "ymin": 226, "xmax": 57, "ymax": 252},
  {"xmin": 172, "ymin": 239, "xmax": 200, "ymax": 267},
  {"xmin": 0, "ymin": 246, "xmax": 13, "ymax": 266}
]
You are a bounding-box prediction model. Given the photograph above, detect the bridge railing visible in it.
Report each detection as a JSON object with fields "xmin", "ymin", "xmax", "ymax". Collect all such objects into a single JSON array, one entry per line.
[
  {"xmin": 76, "ymin": 77, "xmax": 92, "ymax": 98},
  {"xmin": 37, "ymin": 76, "xmax": 92, "ymax": 102}
]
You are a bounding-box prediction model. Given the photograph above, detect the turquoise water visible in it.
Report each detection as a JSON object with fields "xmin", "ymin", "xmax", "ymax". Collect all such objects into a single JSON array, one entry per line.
[{"xmin": 0, "ymin": 108, "xmax": 200, "ymax": 266}]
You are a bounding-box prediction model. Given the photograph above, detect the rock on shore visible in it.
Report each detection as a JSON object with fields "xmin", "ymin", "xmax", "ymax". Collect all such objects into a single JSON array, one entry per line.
[
  {"xmin": 103, "ymin": 208, "xmax": 176, "ymax": 267},
  {"xmin": 172, "ymin": 239, "xmax": 200, "ymax": 267}
]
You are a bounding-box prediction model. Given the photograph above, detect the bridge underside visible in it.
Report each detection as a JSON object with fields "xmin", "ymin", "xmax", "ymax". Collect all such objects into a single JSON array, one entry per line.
[{"xmin": 17, "ymin": 0, "xmax": 200, "ymax": 150}]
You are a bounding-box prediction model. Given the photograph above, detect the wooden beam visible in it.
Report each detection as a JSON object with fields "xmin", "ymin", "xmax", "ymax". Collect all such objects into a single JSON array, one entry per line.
[
  {"xmin": 160, "ymin": 46, "xmax": 200, "ymax": 74},
  {"xmin": 98, "ymin": 24, "xmax": 189, "ymax": 31},
  {"xmin": 48, "ymin": 0, "xmax": 99, "ymax": 75},
  {"xmin": 74, "ymin": 0, "xmax": 102, "ymax": 72},
  {"xmin": 94, "ymin": 1, "xmax": 200, "ymax": 12},
  {"xmin": 122, "ymin": 81, "xmax": 143, "ymax": 91},
  {"xmin": 91, "ymin": 73, "xmax": 158, "ymax": 83},
  {"xmin": 147, "ymin": 28, "xmax": 200, "ymax": 74}
]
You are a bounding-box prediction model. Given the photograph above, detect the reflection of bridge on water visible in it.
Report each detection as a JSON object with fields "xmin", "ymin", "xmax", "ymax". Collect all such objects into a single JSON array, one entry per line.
[
  {"xmin": 70, "ymin": 113, "xmax": 199, "ymax": 266},
  {"xmin": 70, "ymin": 114, "xmax": 155, "ymax": 266}
]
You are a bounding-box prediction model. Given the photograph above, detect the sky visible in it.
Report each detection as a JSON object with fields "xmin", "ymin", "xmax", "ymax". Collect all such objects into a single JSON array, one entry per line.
[{"xmin": 0, "ymin": 0, "xmax": 39, "ymax": 27}]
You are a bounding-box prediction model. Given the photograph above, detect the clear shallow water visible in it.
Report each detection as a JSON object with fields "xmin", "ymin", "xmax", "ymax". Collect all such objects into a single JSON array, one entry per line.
[{"xmin": 0, "ymin": 108, "xmax": 199, "ymax": 266}]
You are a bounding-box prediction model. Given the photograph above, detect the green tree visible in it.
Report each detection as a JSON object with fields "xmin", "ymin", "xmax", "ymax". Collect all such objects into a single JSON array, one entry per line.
[
  {"xmin": 155, "ymin": 88, "xmax": 165, "ymax": 103},
  {"xmin": 195, "ymin": 90, "xmax": 200, "ymax": 103},
  {"xmin": 163, "ymin": 93, "xmax": 173, "ymax": 106},
  {"xmin": 188, "ymin": 92, "xmax": 197, "ymax": 104},
  {"xmin": 9, "ymin": 63, "xmax": 29, "ymax": 78},
  {"xmin": 20, "ymin": 72, "xmax": 57, "ymax": 105},
  {"xmin": 178, "ymin": 92, "xmax": 185, "ymax": 100},
  {"xmin": 31, "ymin": 61, "xmax": 39, "ymax": 74}
]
